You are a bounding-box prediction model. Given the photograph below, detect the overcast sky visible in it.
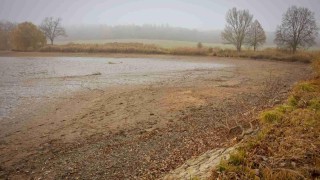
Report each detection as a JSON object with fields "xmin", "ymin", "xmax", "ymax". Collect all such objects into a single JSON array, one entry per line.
[{"xmin": 1, "ymin": 0, "xmax": 319, "ymax": 31}]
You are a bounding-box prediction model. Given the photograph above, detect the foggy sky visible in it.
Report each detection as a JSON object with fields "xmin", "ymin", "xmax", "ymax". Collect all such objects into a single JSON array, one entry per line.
[{"xmin": 1, "ymin": 0, "xmax": 319, "ymax": 31}]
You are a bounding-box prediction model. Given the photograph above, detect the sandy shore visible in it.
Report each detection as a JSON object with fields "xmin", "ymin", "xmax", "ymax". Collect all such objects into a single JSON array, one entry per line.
[{"xmin": 0, "ymin": 54, "xmax": 312, "ymax": 179}]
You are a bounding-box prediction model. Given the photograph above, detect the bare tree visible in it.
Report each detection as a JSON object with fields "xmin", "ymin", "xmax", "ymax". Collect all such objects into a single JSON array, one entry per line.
[
  {"xmin": 274, "ymin": 6, "xmax": 319, "ymax": 53},
  {"xmin": 245, "ymin": 20, "xmax": 266, "ymax": 51},
  {"xmin": 39, "ymin": 17, "xmax": 66, "ymax": 45},
  {"xmin": 222, "ymin": 7, "xmax": 253, "ymax": 52}
]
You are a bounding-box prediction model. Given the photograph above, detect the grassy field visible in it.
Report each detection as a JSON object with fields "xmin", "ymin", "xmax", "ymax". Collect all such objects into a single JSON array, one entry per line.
[
  {"xmin": 56, "ymin": 38, "xmax": 320, "ymax": 50},
  {"xmin": 56, "ymin": 39, "xmax": 235, "ymax": 49},
  {"xmin": 39, "ymin": 42, "xmax": 320, "ymax": 63}
]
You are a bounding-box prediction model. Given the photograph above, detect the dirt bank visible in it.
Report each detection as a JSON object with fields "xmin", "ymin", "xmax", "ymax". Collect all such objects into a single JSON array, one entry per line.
[{"xmin": 0, "ymin": 55, "xmax": 312, "ymax": 179}]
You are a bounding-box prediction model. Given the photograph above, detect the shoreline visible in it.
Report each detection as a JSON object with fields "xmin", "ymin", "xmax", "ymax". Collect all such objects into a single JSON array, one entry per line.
[
  {"xmin": 0, "ymin": 50, "xmax": 314, "ymax": 64},
  {"xmin": 0, "ymin": 55, "xmax": 313, "ymax": 179}
]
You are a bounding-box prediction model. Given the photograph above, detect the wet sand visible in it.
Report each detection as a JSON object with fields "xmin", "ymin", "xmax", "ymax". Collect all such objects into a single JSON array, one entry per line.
[{"xmin": 0, "ymin": 54, "xmax": 312, "ymax": 179}]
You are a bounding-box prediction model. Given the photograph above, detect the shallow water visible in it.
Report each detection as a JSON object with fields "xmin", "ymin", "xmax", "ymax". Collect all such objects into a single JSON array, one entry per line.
[{"xmin": 0, "ymin": 57, "xmax": 229, "ymax": 118}]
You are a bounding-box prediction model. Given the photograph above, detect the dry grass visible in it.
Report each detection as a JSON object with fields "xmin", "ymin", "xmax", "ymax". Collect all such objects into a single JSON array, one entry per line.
[
  {"xmin": 211, "ymin": 47, "xmax": 319, "ymax": 63},
  {"xmin": 39, "ymin": 42, "xmax": 167, "ymax": 54},
  {"xmin": 170, "ymin": 47, "xmax": 211, "ymax": 56},
  {"xmin": 37, "ymin": 43, "xmax": 320, "ymax": 63},
  {"xmin": 211, "ymin": 59, "xmax": 320, "ymax": 179}
]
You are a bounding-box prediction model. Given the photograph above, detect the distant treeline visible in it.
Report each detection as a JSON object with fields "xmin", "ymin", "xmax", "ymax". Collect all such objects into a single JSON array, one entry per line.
[{"xmin": 61, "ymin": 24, "xmax": 276, "ymax": 45}]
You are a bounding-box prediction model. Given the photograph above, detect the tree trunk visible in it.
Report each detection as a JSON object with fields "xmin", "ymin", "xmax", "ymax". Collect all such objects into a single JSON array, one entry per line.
[
  {"xmin": 254, "ymin": 45, "xmax": 256, "ymax": 51},
  {"xmin": 292, "ymin": 45, "xmax": 297, "ymax": 54},
  {"xmin": 50, "ymin": 39, "xmax": 53, "ymax": 45},
  {"xmin": 237, "ymin": 44, "xmax": 241, "ymax": 52}
]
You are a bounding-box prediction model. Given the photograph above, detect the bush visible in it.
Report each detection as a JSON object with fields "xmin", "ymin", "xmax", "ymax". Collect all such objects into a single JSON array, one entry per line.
[{"xmin": 10, "ymin": 22, "xmax": 46, "ymax": 51}]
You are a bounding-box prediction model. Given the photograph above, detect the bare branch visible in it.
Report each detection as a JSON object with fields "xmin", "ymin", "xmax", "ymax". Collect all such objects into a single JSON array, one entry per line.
[
  {"xmin": 245, "ymin": 20, "xmax": 266, "ymax": 51},
  {"xmin": 221, "ymin": 7, "xmax": 253, "ymax": 52},
  {"xmin": 274, "ymin": 6, "xmax": 319, "ymax": 53},
  {"xmin": 39, "ymin": 17, "xmax": 67, "ymax": 45}
]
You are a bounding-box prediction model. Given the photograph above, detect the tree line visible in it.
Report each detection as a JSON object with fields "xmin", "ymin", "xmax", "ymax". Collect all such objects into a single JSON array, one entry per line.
[{"xmin": 0, "ymin": 5, "xmax": 318, "ymax": 53}]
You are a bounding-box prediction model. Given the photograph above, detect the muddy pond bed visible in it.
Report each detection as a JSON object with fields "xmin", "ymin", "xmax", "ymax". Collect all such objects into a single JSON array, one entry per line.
[
  {"xmin": 0, "ymin": 56, "xmax": 229, "ymax": 118},
  {"xmin": 0, "ymin": 55, "xmax": 312, "ymax": 179}
]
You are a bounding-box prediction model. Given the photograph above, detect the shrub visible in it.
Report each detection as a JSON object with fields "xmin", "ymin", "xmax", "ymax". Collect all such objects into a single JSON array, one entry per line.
[{"xmin": 10, "ymin": 22, "xmax": 46, "ymax": 51}]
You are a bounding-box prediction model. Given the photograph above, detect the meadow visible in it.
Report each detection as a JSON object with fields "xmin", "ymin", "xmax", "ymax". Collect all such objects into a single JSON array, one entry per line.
[
  {"xmin": 56, "ymin": 39, "xmax": 236, "ymax": 49},
  {"xmin": 40, "ymin": 40, "xmax": 320, "ymax": 63}
]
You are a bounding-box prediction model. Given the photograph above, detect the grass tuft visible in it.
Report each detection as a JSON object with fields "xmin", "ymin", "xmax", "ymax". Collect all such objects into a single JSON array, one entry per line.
[
  {"xmin": 228, "ymin": 149, "xmax": 246, "ymax": 166},
  {"xmin": 288, "ymin": 96, "xmax": 299, "ymax": 107},
  {"xmin": 260, "ymin": 110, "xmax": 283, "ymax": 123},
  {"xmin": 297, "ymin": 82, "xmax": 315, "ymax": 92},
  {"xmin": 308, "ymin": 98, "xmax": 320, "ymax": 111}
]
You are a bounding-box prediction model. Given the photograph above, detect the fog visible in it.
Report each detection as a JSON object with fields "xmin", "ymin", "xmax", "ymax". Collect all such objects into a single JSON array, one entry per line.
[
  {"xmin": 1, "ymin": 0, "xmax": 319, "ymax": 31},
  {"xmin": 1, "ymin": 0, "xmax": 319, "ymax": 45}
]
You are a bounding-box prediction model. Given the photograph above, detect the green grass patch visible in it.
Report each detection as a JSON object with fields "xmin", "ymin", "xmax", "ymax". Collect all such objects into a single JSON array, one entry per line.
[
  {"xmin": 275, "ymin": 104, "xmax": 295, "ymax": 113},
  {"xmin": 308, "ymin": 98, "xmax": 320, "ymax": 111},
  {"xmin": 260, "ymin": 110, "xmax": 284, "ymax": 123},
  {"xmin": 297, "ymin": 82, "xmax": 316, "ymax": 92},
  {"xmin": 228, "ymin": 149, "xmax": 246, "ymax": 166},
  {"xmin": 288, "ymin": 96, "xmax": 299, "ymax": 107}
]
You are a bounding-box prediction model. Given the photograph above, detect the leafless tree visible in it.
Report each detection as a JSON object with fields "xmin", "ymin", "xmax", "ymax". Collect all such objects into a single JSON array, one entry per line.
[
  {"xmin": 245, "ymin": 20, "xmax": 266, "ymax": 51},
  {"xmin": 274, "ymin": 6, "xmax": 319, "ymax": 53},
  {"xmin": 221, "ymin": 7, "xmax": 253, "ymax": 52},
  {"xmin": 39, "ymin": 17, "xmax": 66, "ymax": 45}
]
